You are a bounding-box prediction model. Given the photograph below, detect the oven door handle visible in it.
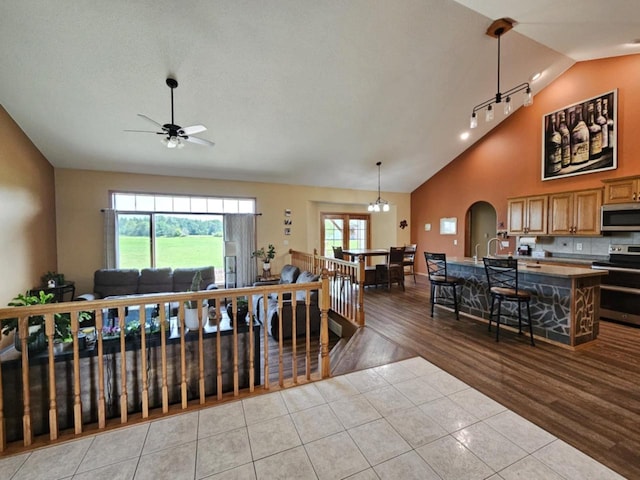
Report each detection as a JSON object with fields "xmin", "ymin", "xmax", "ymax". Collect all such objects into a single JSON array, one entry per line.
[
  {"xmin": 600, "ymin": 284, "xmax": 640, "ymax": 295},
  {"xmin": 592, "ymin": 265, "xmax": 640, "ymax": 273}
]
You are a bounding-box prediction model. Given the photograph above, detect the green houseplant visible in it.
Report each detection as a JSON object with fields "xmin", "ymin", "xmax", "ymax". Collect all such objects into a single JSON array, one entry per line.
[
  {"xmin": 184, "ymin": 271, "xmax": 207, "ymax": 330},
  {"xmin": 252, "ymin": 244, "xmax": 276, "ymax": 264},
  {"xmin": 226, "ymin": 298, "xmax": 249, "ymax": 326},
  {"xmin": 252, "ymin": 244, "xmax": 276, "ymax": 279},
  {"xmin": 40, "ymin": 271, "xmax": 65, "ymax": 287},
  {"xmin": 3, "ymin": 291, "xmax": 90, "ymax": 353}
]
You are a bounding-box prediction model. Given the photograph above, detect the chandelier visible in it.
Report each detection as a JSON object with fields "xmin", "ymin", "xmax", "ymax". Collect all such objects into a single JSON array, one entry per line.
[
  {"xmin": 368, "ymin": 161, "xmax": 389, "ymax": 212},
  {"xmin": 470, "ymin": 18, "xmax": 533, "ymax": 129}
]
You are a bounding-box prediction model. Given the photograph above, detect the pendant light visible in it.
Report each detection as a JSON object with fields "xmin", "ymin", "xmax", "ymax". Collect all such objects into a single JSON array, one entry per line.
[
  {"xmin": 367, "ymin": 161, "xmax": 390, "ymax": 212},
  {"xmin": 470, "ymin": 18, "xmax": 533, "ymax": 129}
]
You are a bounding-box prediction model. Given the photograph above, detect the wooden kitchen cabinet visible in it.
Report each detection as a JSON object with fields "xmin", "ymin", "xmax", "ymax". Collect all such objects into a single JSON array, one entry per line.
[
  {"xmin": 602, "ymin": 176, "xmax": 640, "ymax": 204},
  {"xmin": 548, "ymin": 188, "xmax": 602, "ymax": 235},
  {"xmin": 507, "ymin": 195, "xmax": 548, "ymax": 235}
]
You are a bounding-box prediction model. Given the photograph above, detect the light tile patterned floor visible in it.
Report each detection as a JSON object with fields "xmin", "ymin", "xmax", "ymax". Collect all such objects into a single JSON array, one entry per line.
[{"xmin": 0, "ymin": 357, "xmax": 625, "ymax": 480}]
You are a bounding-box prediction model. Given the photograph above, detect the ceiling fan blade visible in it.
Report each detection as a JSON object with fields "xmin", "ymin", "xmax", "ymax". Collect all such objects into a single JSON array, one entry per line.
[
  {"xmin": 185, "ymin": 135, "xmax": 215, "ymax": 147},
  {"xmin": 124, "ymin": 129, "xmax": 162, "ymax": 134},
  {"xmin": 180, "ymin": 124, "xmax": 207, "ymax": 135},
  {"xmin": 137, "ymin": 114, "xmax": 166, "ymax": 130}
]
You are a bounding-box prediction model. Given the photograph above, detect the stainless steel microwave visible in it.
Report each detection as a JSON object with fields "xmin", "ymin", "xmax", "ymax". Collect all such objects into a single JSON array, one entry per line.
[{"xmin": 601, "ymin": 203, "xmax": 640, "ymax": 231}]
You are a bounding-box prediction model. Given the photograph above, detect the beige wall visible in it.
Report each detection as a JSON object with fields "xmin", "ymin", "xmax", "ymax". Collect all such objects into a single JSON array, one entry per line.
[
  {"xmin": 55, "ymin": 169, "xmax": 410, "ymax": 294},
  {"xmin": 0, "ymin": 106, "xmax": 57, "ymax": 305}
]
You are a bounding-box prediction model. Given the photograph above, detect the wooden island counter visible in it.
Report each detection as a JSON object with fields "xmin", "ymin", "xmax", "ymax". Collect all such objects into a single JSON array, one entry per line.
[{"xmin": 443, "ymin": 257, "xmax": 607, "ymax": 348}]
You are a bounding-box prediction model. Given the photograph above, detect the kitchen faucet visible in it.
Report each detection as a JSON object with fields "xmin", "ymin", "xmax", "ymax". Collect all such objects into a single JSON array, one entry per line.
[{"xmin": 487, "ymin": 237, "xmax": 500, "ymax": 257}]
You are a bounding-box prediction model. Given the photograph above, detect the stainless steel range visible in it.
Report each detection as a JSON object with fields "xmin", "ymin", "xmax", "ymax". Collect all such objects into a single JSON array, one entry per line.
[{"xmin": 592, "ymin": 244, "xmax": 640, "ymax": 326}]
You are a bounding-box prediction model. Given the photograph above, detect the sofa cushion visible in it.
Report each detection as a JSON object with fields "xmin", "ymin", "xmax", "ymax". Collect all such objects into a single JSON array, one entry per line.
[
  {"xmin": 93, "ymin": 269, "xmax": 140, "ymax": 298},
  {"xmin": 296, "ymin": 271, "xmax": 320, "ymax": 284},
  {"xmin": 138, "ymin": 268, "xmax": 173, "ymax": 294},
  {"xmin": 173, "ymin": 266, "xmax": 215, "ymax": 291},
  {"xmin": 295, "ymin": 271, "xmax": 320, "ymax": 302},
  {"xmin": 279, "ymin": 265, "xmax": 300, "ymax": 285}
]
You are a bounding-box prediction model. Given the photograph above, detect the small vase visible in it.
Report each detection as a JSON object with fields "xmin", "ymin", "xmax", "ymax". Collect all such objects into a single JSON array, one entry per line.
[{"xmin": 262, "ymin": 262, "xmax": 271, "ymax": 280}]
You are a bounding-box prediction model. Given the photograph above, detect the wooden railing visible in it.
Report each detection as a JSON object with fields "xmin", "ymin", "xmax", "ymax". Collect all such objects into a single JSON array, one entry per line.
[
  {"xmin": 290, "ymin": 249, "xmax": 365, "ymax": 327},
  {"xmin": 0, "ymin": 274, "xmax": 330, "ymax": 452}
]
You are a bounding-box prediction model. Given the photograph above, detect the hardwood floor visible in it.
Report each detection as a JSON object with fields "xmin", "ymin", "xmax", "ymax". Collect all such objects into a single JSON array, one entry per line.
[{"xmin": 350, "ymin": 277, "xmax": 640, "ymax": 479}]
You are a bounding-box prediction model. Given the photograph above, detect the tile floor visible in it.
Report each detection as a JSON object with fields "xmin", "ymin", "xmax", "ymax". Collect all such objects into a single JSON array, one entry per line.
[{"xmin": 0, "ymin": 357, "xmax": 625, "ymax": 480}]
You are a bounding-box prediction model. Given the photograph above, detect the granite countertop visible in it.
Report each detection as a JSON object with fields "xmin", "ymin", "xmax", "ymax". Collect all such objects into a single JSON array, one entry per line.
[{"xmin": 447, "ymin": 257, "xmax": 608, "ymax": 279}]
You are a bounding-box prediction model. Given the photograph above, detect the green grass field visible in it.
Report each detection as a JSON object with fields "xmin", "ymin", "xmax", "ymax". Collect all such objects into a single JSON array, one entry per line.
[{"xmin": 119, "ymin": 236, "xmax": 224, "ymax": 269}]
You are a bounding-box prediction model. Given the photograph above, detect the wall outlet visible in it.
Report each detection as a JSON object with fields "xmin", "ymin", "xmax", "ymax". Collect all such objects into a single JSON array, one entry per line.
[
  {"xmin": 283, "ymin": 240, "xmax": 289, "ymax": 246},
  {"xmin": 424, "ymin": 223, "xmax": 431, "ymax": 231},
  {"xmin": 501, "ymin": 241, "xmax": 510, "ymax": 248},
  {"xmin": 576, "ymin": 242, "xmax": 583, "ymax": 251},
  {"xmin": 453, "ymin": 239, "xmax": 457, "ymax": 245}
]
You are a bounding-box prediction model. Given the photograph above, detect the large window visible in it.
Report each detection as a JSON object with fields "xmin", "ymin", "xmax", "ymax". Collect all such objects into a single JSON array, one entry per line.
[
  {"xmin": 321, "ymin": 213, "xmax": 370, "ymax": 257},
  {"xmin": 112, "ymin": 193, "xmax": 255, "ymax": 278}
]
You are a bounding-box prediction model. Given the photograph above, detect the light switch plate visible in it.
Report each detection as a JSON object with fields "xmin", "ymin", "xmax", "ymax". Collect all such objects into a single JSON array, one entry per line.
[{"xmin": 424, "ymin": 223, "xmax": 431, "ymax": 231}]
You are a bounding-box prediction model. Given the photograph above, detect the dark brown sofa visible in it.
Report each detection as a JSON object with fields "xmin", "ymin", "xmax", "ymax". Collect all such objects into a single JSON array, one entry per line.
[
  {"xmin": 252, "ymin": 265, "xmax": 321, "ymax": 341},
  {"xmin": 77, "ymin": 266, "xmax": 217, "ymax": 301}
]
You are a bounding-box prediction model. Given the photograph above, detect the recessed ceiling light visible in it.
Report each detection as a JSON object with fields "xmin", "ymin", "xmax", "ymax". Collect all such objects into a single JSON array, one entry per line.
[
  {"xmin": 460, "ymin": 131, "xmax": 470, "ymax": 140},
  {"xmin": 530, "ymin": 72, "xmax": 541, "ymax": 82}
]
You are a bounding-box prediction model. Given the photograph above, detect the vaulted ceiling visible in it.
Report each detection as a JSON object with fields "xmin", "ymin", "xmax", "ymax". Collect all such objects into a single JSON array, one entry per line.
[{"xmin": 1, "ymin": 1, "xmax": 638, "ymax": 193}]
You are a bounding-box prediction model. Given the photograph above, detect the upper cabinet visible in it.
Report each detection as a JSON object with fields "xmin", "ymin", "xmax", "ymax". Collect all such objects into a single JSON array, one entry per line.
[
  {"xmin": 507, "ymin": 195, "xmax": 548, "ymax": 235},
  {"xmin": 602, "ymin": 176, "xmax": 640, "ymax": 204},
  {"xmin": 548, "ymin": 188, "xmax": 602, "ymax": 236}
]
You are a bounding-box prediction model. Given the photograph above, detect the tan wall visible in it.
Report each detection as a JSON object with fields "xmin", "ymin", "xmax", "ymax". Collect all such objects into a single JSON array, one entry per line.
[
  {"xmin": 0, "ymin": 106, "xmax": 57, "ymax": 305},
  {"xmin": 411, "ymin": 54, "xmax": 640, "ymax": 272},
  {"xmin": 55, "ymin": 169, "xmax": 410, "ymax": 294}
]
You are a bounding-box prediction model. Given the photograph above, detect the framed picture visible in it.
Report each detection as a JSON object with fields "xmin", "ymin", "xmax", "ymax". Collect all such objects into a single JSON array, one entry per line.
[
  {"xmin": 542, "ymin": 89, "xmax": 617, "ymax": 181},
  {"xmin": 439, "ymin": 217, "xmax": 457, "ymax": 235}
]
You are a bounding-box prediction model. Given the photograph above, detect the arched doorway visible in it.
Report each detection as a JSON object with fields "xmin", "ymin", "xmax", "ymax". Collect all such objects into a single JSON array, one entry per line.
[{"xmin": 465, "ymin": 201, "xmax": 497, "ymax": 258}]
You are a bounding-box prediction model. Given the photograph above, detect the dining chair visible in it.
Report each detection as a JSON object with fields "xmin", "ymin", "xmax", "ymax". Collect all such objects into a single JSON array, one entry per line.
[
  {"xmin": 331, "ymin": 245, "xmax": 353, "ymax": 294},
  {"xmin": 386, "ymin": 247, "xmax": 406, "ymax": 291},
  {"xmin": 424, "ymin": 252, "xmax": 460, "ymax": 320},
  {"xmin": 403, "ymin": 244, "xmax": 417, "ymax": 284},
  {"xmin": 483, "ymin": 257, "xmax": 535, "ymax": 346}
]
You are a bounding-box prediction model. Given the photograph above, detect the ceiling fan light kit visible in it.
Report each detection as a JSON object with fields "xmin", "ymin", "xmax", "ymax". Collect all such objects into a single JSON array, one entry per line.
[
  {"xmin": 126, "ymin": 77, "xmax": 215, "ymax": 148},
  {"xmin": 470, "ymin": 17, "xmax": 533, "ymax": 129}
]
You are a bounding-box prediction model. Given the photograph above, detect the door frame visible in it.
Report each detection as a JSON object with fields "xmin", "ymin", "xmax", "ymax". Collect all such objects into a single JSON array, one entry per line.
[{"xmin": 320, "ymin": 212, "xmax": 371, "ymax": 257}]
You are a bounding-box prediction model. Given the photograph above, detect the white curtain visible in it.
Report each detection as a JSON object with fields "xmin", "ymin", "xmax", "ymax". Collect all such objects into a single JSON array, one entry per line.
[
  {"xmin": 224, "ymin": 214, "xmax": 257, "ymax": 287},
  {"xmin": 103, "ymin": 208, "xmax": 116, "ymax": 269}
]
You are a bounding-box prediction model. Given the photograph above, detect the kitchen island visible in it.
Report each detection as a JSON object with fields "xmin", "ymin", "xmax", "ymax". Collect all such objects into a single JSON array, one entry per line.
[{"xmin": 442, "ymin": 257, "xmax": 607, "ymax": 347}]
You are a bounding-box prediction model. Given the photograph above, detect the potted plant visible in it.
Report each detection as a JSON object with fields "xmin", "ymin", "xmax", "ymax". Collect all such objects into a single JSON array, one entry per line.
[
  {"xmin": 184, "ymin": 271, "xmax": 207, "ymax": 330},
  {"xmin": 3, "ymin": 291, "xmax": 90, "ymax": 354},
  {"xmin": 41, "ymin": 271, "xmax": 65, "ymax": 288},
  {"xmin": 252, "ymin": 244, "xmax": 276, "ymax": 279},
  {"xmin": 226, "ymin": 298, "xmax": 249, "ymax": 326}
]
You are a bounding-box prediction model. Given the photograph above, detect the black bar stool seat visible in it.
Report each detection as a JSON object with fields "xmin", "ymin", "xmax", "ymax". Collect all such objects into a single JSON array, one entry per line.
[
  {"xmin": 483, "ymin": 257, "xmax": 535, "ymax": 346},
  {"xmin": 424, "ymin": 252, "xmax": 460, "ymax": 320}
]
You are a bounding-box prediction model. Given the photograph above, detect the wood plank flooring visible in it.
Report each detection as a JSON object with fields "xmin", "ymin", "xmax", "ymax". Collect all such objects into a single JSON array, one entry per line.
[{"xmin": 351, "ymin": 277, "xmax": 640, "ymax": 479}]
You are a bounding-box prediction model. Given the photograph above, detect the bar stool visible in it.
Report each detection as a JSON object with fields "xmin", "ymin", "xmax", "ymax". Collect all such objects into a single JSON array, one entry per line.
[
  {"xmin": 424, "ymin": 252, "xmax": 460, "ymax": 320},
  {"xmin": 483, "ymin": 257, "xmax": 535, "ymax": 346}
]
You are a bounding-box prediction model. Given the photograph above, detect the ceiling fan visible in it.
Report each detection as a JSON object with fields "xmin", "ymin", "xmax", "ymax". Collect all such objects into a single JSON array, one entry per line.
[{"xmin": 126, "ymin": 78, "xmax": 215, "ymax": 149}]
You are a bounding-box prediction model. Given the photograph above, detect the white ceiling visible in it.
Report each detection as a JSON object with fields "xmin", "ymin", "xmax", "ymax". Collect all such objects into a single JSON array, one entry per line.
[{"xmin": 1, "ymin": 1, "xmax": 638, "ymax": 193}]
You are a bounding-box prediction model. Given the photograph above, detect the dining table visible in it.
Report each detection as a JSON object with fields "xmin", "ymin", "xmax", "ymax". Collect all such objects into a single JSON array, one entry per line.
[{"xmin": 342, "ymin": 248, "xmax": 390, "ymax": 262}]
